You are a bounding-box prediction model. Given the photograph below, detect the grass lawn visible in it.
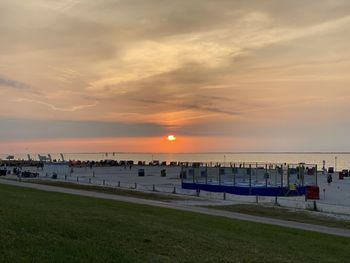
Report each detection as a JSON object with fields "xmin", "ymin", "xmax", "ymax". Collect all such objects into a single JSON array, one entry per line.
[
  {"xmin": 24, "ymin": 179, "xmax": 183, "ymax": 202},
  {"xmin": 0, "ymin": 184, "xmax": 349, "ymax": 263},
  {"xmin": 207, "ymin": 204, "xmax": 350, "ymax": 230}
]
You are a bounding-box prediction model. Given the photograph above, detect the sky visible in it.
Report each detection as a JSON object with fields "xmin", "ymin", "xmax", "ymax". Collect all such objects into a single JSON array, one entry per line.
[{"xmin": 1, "ymin": 0, "xmax": 350, "ymax": 153}]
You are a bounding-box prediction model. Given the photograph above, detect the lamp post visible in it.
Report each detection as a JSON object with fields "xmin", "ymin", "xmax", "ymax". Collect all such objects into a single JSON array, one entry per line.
[{"xmin": 335, "ymin": 156, "xmax": 337, "ymax": 172}]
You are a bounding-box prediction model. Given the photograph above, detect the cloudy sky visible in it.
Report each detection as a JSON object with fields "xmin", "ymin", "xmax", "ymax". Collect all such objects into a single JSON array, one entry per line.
[{"xmin": 1, "ymin": 0, "xmax": 350, "ymax": 153}]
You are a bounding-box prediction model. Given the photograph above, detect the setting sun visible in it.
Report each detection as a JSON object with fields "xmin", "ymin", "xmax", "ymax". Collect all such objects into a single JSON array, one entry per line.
[{"xmin": 167, "ymin": 135, "xmax": 176, "ymax": 141}]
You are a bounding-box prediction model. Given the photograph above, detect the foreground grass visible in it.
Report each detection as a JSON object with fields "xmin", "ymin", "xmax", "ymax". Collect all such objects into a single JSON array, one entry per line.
[
  {"xmin": 0, "ymin": 184, "xmax": 349, "ymax": 263},
  {"xmin": 25, "ymin": 179, "xmax": 182, "ymax": 202},
  {"xmin": 207, "ymin": 204, "xmax": 350, "ymax": 230}
]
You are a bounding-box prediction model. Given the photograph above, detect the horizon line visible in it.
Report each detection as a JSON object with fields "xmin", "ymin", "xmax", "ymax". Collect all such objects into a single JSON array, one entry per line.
[{"xmin": 2, "ymin": 151, "xmax": 350, "ymax": 155}]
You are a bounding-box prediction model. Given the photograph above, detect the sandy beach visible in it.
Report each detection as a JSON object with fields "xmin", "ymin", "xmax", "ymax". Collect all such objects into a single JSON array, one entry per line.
[{"xmin": 5, "ymin": 163, "xmax": 350, "ymax": 215}]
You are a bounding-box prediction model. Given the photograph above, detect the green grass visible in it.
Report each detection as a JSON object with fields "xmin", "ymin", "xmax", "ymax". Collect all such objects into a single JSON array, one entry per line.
[
  {"xmin": 24, "ymin": 179, "xmax": 183, "ymax": 202},
  {"xmin": 207, "ymin": 204, "xmax": 350, "ymax": 230},
  {"xmin": 0, "ymin": 184, "xmax": 349, "ymax": 263}
]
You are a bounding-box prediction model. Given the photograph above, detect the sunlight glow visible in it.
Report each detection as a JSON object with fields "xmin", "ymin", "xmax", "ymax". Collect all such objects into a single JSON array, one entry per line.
[{"xmin": 167, "ymin": 135, "xmax": 177, "ymax": 141}]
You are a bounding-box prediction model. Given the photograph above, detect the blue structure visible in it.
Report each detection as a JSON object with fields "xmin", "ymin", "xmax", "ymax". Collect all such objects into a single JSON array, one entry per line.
[
  {"xmin": 180, "ymin": 162, "xmax": 317, "ymax": 197},
  {"xmin": 182, "ymin": 182, "xmax": 307, "ymax": 196}
]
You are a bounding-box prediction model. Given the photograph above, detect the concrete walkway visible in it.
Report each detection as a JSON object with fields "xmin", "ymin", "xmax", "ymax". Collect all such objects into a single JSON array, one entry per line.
[{"xmin": 1, "ymin": 179, "xmax": 350, "ymax": 238}]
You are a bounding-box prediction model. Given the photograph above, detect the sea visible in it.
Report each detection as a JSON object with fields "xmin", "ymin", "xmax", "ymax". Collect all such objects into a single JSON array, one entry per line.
[{"xmin": 1, "ymin": 152, "xmax": 350, "ymax": 170}]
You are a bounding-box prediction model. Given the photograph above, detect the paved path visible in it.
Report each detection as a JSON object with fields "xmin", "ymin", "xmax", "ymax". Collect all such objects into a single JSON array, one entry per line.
[{"xmin": 1, "ymin": 179, "xmax": 350, "ymax": 238}]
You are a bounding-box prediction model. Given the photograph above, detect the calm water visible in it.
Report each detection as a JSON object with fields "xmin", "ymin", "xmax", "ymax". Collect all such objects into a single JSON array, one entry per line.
[{"xmin": 1, "ymin": 152, "xmax": 350, "ymax": 170}]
